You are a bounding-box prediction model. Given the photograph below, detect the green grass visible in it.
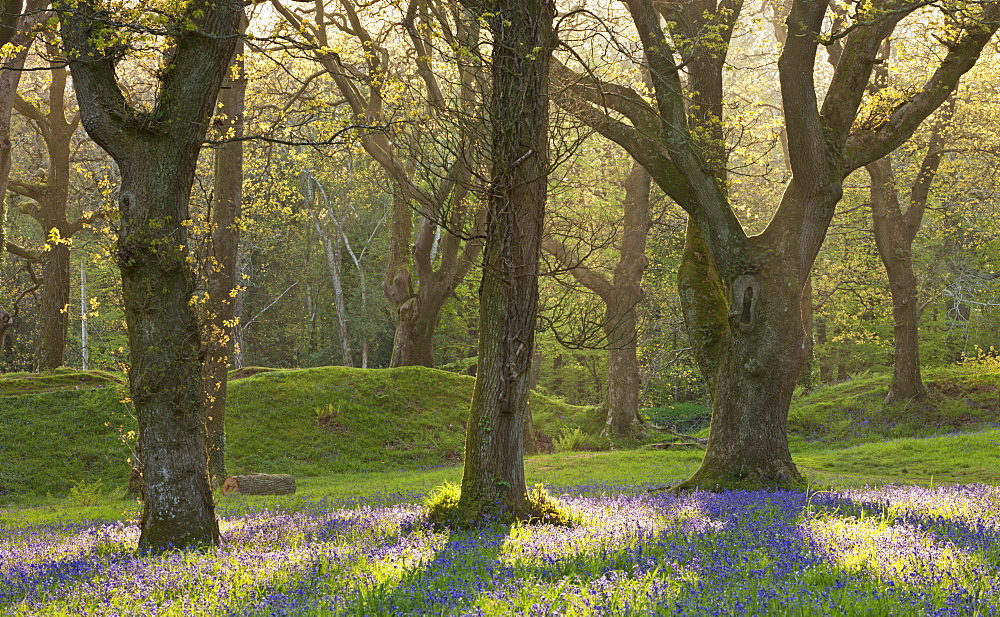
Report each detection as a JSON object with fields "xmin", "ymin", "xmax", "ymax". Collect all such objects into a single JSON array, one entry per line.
[
  {"xmin": 0, "ymin": 367, "xmax": 121, "ymax": 396},
  {"xmin": 3, "ymin": 362, "xmax": 999, "ymax": 502},
  {"xmin": 0, "ymin": 382, "xmax": 134, "ymax": 497},
  {"xmin": 0, "ymin": 366, "xmax": 593, "ymax": 500},
  {"xmin": 788, "ymin": 363, "xmax": 1000, "ymax": 450}
]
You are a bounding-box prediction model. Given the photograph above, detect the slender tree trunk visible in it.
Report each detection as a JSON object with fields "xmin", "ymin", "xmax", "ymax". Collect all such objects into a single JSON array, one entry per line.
[
  {"xmin": 204, "ymin": 28, "xmax": 246, "ymax": 484},
  {"xmin": 34, "ymin": 241, "xmax": 69, "ymax": 370},
  {"xmin": 867, "ymin": 156, "xmax": 929, "ymax": 403},
  {"xmin": 457, "ymin": 0, "xmax": 554, "ymax": 522},
  {"xmin": 313, "ymin": 213, "xmax": 353, "ymax": 366}
]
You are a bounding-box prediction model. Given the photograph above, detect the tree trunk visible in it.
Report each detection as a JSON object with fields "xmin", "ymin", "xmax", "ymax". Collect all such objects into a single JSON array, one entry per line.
[
  {"xmin": 678, "ymin": 256, "xmax": 807, "ymax": 489},
  {"xmin": 119, "ymin": 151, "xmax": 220, "ymax": 550},
  {"xmin": 867, "ymin": 156, "xmax": 929, "ymax": 403},
  {"xmin": 34, "ymin": 242, "xmax": 70, "ymax": 370},
  {"xmin": 0, "ymin": 1, "xmax": 44, "ymax": 262},
  {"xmin": 603, "ymin": 306, "xmax": 641, "ymax": 436},
  {"xmin": 602, "ymin": 164, "xmax": 651, "ymax": 435},
  {"xmin": 390, "ymin": 287, "xmax": 447, "ymax": 367},
  {"xmin": 313, "ymin": 212, "xmax": 354, "ymax": 366},
  {"xmin": 62, "ymin": 0, "xmax": 242, "ymax": 552},
  {"xmin": 204, "ymin": 27, "xmax": 247, "ymax": 485},
  {"xmin": 457, "ymin": 0, "xmax": 554, "ymax": 523}
]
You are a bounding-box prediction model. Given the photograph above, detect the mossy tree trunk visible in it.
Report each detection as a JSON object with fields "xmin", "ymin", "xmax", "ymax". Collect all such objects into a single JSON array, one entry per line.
[
  {"xmin": 62, "ymin": 0, "xmax": 242, "ymax": 551},
  {"xmin": 457, "ymin": 0, "xmax": 554, "ymax": 522}
]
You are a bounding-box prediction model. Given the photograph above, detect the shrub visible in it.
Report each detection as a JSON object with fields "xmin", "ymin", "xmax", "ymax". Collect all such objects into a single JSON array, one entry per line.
[{"xmin": 425, "ymin": 482, "xmax": 576, "ymax": 528}]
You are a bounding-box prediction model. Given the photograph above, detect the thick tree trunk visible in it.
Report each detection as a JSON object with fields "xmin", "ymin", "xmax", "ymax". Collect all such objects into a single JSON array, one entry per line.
[
  {"xmin": 676, "ymin": 222, "xmax": 726, "ymax": 398},
  {"xmin": 204, "ymin": 30, "xmax": 246, "ymax": 485},
  {"xmin": 390, "ymin": 288, "xmax": 447, "ymax": 367},
  {"xmin": 457, "ymin": 0, "xmax": 554, "ymax": 522},
  {"xmin": 34, "ymin": 242, "xmax": 69, "ymax": 370},
  {"xmin": 63, "ymin": 0, "xmax": 242, "ymax": 552},
  {"xmin": 605, "ymin": 322, "xmax": 642, "ymax": 435},
  {"xmin": 119, "ymin": 150, "xmax": 219, "ymax": 551},
  {"xmin": 679, "ymin": 258, "xmax": 806, "ymax": 489}
]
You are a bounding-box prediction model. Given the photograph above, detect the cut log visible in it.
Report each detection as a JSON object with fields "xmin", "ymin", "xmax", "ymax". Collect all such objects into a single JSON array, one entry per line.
[{"xmin": 220, "ymin": 473, "xmax": 296, "ymax": 496}]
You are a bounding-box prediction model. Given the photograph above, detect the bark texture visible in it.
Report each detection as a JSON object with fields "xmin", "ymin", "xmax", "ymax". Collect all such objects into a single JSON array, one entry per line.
[
  {"xmin": 457, "ymin": 0, "xmax": 554, "ymax": 521},
  {"xmin": 221, "ymin": 474, "xmax": 295, "ymax": 496},
  {"xmin": 62, "ymin": 0, "xmax": 243, "ymax": 552}
]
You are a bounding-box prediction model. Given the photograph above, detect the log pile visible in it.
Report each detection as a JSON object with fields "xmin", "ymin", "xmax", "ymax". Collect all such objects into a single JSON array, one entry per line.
[{"xmin": 221, "ymin": 473, "xmax": 296, "ymax": 496}]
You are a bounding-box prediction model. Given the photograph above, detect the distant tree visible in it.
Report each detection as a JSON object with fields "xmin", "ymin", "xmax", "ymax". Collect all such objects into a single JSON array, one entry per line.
[
  {"xmin": 7, "ymin": 40, "xmax": 106, "ymax": 372},
  {"xmin": 203, "ymin": 14, "xmax": 248, "ymax": 486},
  {"xmin": 271, "ymin": 0, "xmax": 487, "ymax": 368},
  {"xmin": 455, "ymin": 0, "xmax": 555, "ymax": 521},
  {"xmin": 61, "ymin": 0, "xmax": 243, "ymax": 551},
  {"xmin": 543, "ymin": 160, "xmax": 652, "ymax": 436}
]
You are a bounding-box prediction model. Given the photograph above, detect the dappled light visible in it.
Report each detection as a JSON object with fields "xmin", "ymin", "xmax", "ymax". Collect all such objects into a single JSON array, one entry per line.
[{"xmin": 4, "ymin": 485, "xmax": 1000, "ymax": 614}]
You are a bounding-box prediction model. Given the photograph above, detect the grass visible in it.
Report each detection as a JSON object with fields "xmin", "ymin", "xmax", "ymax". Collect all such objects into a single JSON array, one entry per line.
[
  {"xmin": 0, "ymin": 366, "xmax": 595, "ymax": 499},
  {"xmin": 788, "ymin": 363, "xmax": 1000, "ymax": 451}
]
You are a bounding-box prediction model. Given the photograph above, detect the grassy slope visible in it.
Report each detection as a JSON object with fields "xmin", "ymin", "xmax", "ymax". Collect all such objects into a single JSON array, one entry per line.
[
  {"xmin": 0, "ymin": 372, "xmax": 132, "ymax": 496},
  {"xmin": 3, "ymin": 362, "xmax": 999, "ymax": 501},
  {"xmin": 0, "ymin": 366, "xmax": 596, "ymax": 498},
  {"xmin": 788, "ymin": 363, "xmax": 1000, "ymax": 450}
]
